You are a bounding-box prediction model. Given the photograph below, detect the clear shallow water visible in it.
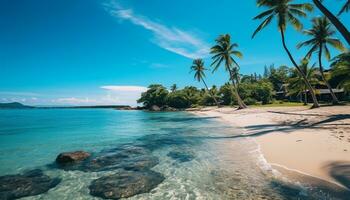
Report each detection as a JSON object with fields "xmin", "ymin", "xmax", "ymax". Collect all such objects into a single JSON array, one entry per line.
[{"xmin": 0, "ymin": 109, "xmax": 348, "ymax": 199}]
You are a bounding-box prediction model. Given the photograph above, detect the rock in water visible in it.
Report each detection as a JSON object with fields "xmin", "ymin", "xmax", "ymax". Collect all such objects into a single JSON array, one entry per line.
[
  {"xmin": 0, "ymin": 169, "xmax": 61, "ymax": 200},
  {"xmin": 149, "ymin": 105, "xmax": 161, "ymax": 111},
  {"xmin": 167, "ymin": 151, "xmax": 195, "ymax": 163},
  {"xmin": 89, "ymin": 170, "xmax": 165, "ymax": 199},
  {"xmin": 56, "ymin": 151, "xmax": 90, "ymax": 164}
]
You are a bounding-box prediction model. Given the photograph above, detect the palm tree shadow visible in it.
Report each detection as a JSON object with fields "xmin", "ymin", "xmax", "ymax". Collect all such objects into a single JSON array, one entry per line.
[
  {"xmin": 201, "ymin": 113, "xmax": 350, "ymax": 140},
  {"xmin": 323, "ymin": 161, "xmax": 350, "ymax": 190},
  {"xmin": 311, "ymin": 114, "xmax": 350, "ymax": 126},
  {"xmin": 268, "ymin": 111, "xmax": 324, "ymax": 117}
]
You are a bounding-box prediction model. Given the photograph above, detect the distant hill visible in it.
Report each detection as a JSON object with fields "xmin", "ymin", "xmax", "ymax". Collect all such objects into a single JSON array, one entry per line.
[
  {"xmin": 0, "ymin": 102, "xmax": 34, "ymax": 109},
  {"xmin": 0, "ymin": 102, "xmax": 133, "ymax": 110}
]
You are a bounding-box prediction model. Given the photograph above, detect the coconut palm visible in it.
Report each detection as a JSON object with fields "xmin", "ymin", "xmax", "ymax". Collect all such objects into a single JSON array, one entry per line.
[
  {"xmin": 190, "ymin": 59, "xmax": 220, "ymax": 107},
  {"xmin": 330, "ymin": 52, "xmax": 350, "ymax": 92},
  {"xmin": 312, "ymin": 0, "xmax": 350, "ymax": 45},
  {"xmin": 298, "ymin": 17, "xmax": 345, "ymax": 104},
  {"xmin": 252, "ymin": 0, "xmax": 320, "ymax": 108},
  {"xmin": 338, "ymin": 0, "xmax": 350, "ymax": 15},
  {"xmin": 170, "ymin": 84, "xmax": 177, "ymax": 92},
  {"xmin": 210, "ymin": 34, "xmax": 247, "ymax": 109},
  {"xmin": 288, "ymin": 59, "xmax": 320, "ymax": 105}
]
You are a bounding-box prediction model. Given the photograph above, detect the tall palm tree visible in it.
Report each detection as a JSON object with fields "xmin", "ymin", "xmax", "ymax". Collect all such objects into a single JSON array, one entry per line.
[
  {"xmin": 190, "ymin": 59, "xmax": 220, "ymax": 107},
  {"xmin": 338, "ymin": 0, "xmax": 350, "ymax": 15},
  {"xmin": 210, "ymin": 34, "xmax": 247, "ymax": 109},
  {"xmin": 330, "ymin": 52, "xmax": 350, "ymax": 91},
  {"xmin": 312, "ymin": 0, "xmax": 350, "ymax": 45},
  {"xmin": 170, "ymin": 84, "xmax": 177, "ymax": 92},
  {"xmin": 288, "ymin": 59, "xmax": 320, "ymax": 105},
  {"xmin": 252, "ymin": 0, "xmax": 320, "ymax": 108},
  {"xmin": 298, "ymin": 17, "xmax": 345, "ymax": 104}
]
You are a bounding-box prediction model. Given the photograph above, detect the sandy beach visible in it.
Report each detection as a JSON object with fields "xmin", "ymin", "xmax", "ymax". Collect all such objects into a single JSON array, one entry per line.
[{"xmin": 190, "ymin": 105, "xmax": 350, "ymax": 189}]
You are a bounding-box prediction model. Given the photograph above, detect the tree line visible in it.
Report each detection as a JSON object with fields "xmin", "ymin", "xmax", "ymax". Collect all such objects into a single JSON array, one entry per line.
[{"xmin": 138, "ymin": 0, "xmax": 349, "ymax": 110}]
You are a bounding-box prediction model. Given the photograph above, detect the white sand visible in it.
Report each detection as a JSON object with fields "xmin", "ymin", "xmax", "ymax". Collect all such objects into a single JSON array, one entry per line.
[{"xmin": 190, "ymin": 105, "xmax": 350, "ymax": 188}]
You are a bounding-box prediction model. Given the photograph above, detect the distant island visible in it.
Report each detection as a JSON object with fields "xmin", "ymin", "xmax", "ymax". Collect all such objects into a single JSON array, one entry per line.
[
  {"xmin": 0, "ymin": 102, "xmax": 34, "ymax": 109},
  {"xmin": 0, "ymin": 102, "xmax": 134, "ymax": 110}
]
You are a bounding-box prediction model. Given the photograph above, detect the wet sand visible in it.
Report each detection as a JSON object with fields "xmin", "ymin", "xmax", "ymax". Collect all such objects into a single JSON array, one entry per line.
[{"xmin": 190, "ymin": 105, "xmax": 350, "ymax": 190}]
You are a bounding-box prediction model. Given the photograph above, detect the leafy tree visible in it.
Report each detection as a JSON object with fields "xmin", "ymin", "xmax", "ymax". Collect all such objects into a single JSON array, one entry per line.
[
  {"xmin": 264, "ymin": 64, "xmax": 290, "ymax": 91},
  {"xmin": 298, "ymin": 17, "xmax": 345, "ymax": 104},
  {"xmin": 330, "ymin": 52, "xmax": 350, "ymax": 92},
  {"xmin": 312, "ymin": 0, "xmax": 350, "ymax": 45},
  {"xmin": 252, "ymin": 0, "xmax": 320, "ymax": 108},
  {"xmin": 211, "ymin": 34, "xmax": 247, "ymax": 109},
  {"xmin": 167, "ymin": 91, "xmax": 191, "ymax": 108},
  {"xmin": 239, "ymin": 80, "xmax": 274, "ymax": 104},
  {"xmin": 181, "ymin": 86, "xmax": 202, "ymax": 106},
  {"xmin": 254, "ymin": 81, "xmax": 274, "ymax": 104},
  {"xmin": 137, "ymin": 84, "xmax": 169, "ymax": 108},
  {"xmin": 287, "ymin": 59, "xmax": 320, "ymax": 105},
  {"xmin": 218, "ymin": 83, "xmax": 236, "ymax": 105},
  {"xmin": 190, "ymin": 59, "xmax": 219, "ymax": 106}
]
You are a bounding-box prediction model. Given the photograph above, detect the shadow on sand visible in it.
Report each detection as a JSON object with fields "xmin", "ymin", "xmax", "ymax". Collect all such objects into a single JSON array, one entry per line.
[{"xmin": 323, "ymin": 161, "xmax": 350, "ymax": 190}]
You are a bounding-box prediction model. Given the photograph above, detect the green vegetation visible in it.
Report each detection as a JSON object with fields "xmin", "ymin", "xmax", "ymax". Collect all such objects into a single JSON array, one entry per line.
[
  {"xmin": 137, "ymin": 0, "xmax": 350, "ymax": 110},
  {"xmin": 298, "ymin": 16, "xmax": 345, "ymax": 104},
  {"xmin": 210, "ymin": 34, "xmax": 247, "ymax": 109},
  {"xmin": 138, "ymin": 62, "xmax": 348, "ymax": 110},
  {"xmin": 252, "ymin": 0, "xmax": 320, "ymax": 108}
]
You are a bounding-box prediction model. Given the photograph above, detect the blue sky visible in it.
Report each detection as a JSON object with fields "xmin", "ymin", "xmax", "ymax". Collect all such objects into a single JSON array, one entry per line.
[{"xmin": 0, "ymin": 0, "xmax": 349, "ymax": 106}]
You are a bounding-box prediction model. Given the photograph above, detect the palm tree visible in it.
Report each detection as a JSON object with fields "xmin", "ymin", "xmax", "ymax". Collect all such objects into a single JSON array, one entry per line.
[
  {"xmin": 190, "ymin": 59, "xmax": 220, "ymax": 107},
  {"xmin": 288, "ymin": 59, "xmax": 320, "ymax": 105},
  {"xmin": 210, "ymin": 34, "xmax": 247, "ymax": 109},
  {"xmin": 330, "ymin": 52, "xmax": 350, "ymax": 92},
  {"xmin": 298, "ymin": 17, "xmax": 345, "ymax": 104},
  {"xmin": 252, "ymin": 0, "xmax": 320, "ymax": 108},
  {"xmin": 170, "ymin": 84, "xmax": 177, "ymax": 92},
  {"xmin": 338, "ymin": 0, "xmax": 350, "ymax": 15},
  {"xmin": 312, "ymin": 0, "xmax": 350, "ymax": 45}
]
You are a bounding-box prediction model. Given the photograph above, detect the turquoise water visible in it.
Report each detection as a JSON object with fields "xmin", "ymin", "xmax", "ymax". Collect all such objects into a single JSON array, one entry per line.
[{"xmin": 0, "ymin": 109, "xmax": 348, "ymax": 199}]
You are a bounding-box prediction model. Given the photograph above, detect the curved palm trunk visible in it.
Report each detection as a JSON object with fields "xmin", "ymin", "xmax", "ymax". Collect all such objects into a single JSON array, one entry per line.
[
  {"xmin": 313, "ymin": 0, "xmax": 350, "ymax": 45},
  {"xmin": 280, "ymin": 28, "xmax": 320, "ymax": 108},
  {"xmin": 318, "ymin": 45, "xmax": 340, "ymax": 104},
  {"xmin": 202, "ymin": 79, "xmax": 220, "ymax": 107},
  {"xmin": 304, "ymin": 86, "xmax": 308, "ymax": 105},
  {"xmin": 228, "ymin": 69, "xmax": 247, "ymax": 109}
]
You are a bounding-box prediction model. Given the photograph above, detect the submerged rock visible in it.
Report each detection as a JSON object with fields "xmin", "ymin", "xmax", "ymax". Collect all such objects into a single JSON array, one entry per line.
[
  {"xmin": 137, "ymin": 134, "xmax": 191, "ymax": 151},
  {"xmin": 89, "ymin": 170, "xmax": 165, "ymax": 199},
  {"xmin": 0, "ymin": 169, "xmax": 61, "ymax": 200},
  {"xmin": 55, "ymin": 145, "xmax": 159, "ymax": 172},
  {"xmin": 56, "ymin": 151, "xmax": 90, "ymax": 164},
  {"xmin": 167, "ymin": 151, "xmax": 195, "ymax": 163},
  {"xmin": 83, "ymin": 154, "xmax": 159, "ymax": 172}
]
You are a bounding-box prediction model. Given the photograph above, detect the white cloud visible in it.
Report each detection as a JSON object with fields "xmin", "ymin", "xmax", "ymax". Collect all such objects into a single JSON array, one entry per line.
[
  {"xmin": 101, "ymin": 85, "xmax": 147, "ymax": 92},
  {"xmin": 104, "ymin": 2, "xmax": 210, "ymax": 59},
  {"xmin": 54, "ymin": 97, "xmax": 96, "ymax": 104}
]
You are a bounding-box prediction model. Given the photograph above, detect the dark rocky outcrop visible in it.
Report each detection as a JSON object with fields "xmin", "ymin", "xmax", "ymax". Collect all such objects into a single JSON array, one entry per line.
[
  {"xmin": 89, "ymin": 170, "xmax": 165, "ymax": 199},
  {"xmin": 55, "ymin": 145, "xmax": 159, "ymax": 172},
  {"xmin": 149, "ymin": 105, "xmax": 161, "ymax": 111},
  {"xmin": 56, "ymin": 151, "xmax": 90, "ymax": 164},
  {"xmin": 0, "ymin": 169, "xmax": 61, "ymax": 200}
]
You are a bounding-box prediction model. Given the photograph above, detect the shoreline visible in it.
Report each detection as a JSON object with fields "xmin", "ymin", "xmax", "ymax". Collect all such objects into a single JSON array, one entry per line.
[{"xmin": 189, "ymin": 105, "xmax": 350, "ymax": 190}]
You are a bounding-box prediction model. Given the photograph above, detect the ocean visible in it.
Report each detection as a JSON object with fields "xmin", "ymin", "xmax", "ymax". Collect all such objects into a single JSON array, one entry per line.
[{"xmin": 0, "ymin": 109, "xmax": 347, "ymax": 199}]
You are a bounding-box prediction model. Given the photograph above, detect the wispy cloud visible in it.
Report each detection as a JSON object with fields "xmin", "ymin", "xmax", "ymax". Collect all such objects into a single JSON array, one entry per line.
[
  {"xmin": 149, "ymin": 63, "xmax": 169, "ymax": 69},
  {"xmin": 101, "ymin": 85, "xmax": 147, "ymax": 92},
  {"xmin": 54, "ymin": 97, "xmax": 96, "ymax": 104},
  {"xmin": 104, "ymin": 1, "xmax": 209, "ymax": 59},
  {"xmin": 0, "ymin": 91, "xmax": 40, "ymax": 96}
]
